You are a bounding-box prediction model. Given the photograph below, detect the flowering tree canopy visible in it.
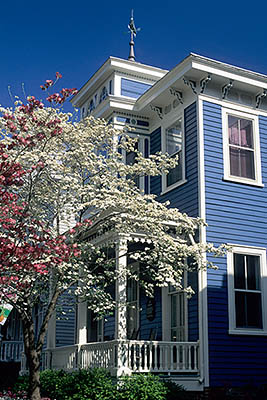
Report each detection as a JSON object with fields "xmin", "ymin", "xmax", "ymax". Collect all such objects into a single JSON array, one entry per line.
[{"xmin": 0, "ymin": 76, "xmax": 224, "ymax": 400}]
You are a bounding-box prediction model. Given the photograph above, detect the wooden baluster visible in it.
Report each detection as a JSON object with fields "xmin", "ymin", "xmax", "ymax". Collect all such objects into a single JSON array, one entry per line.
[
  {"xmin": 182, "ymin": 344, "xmax": 186, "ymax": 371},
  {"xmin": 154, "ymin": 343, "xmax": 158, "ymax": 372},
  {"xmin": 165, "ymin": 344, "xmax": 168, "ymax": 370},
  {"xmin": 148, "ymin": 343, "xmax": 152, "ymax": 370},
  {"xmin": 170, "ymin": 343, "xmax": 174, "ymax": 371},
  {"xmin": 143, "ymin": 343, "xmax": 147, "ymax": 371},
  {"xmin": 193, "ymin": 344, "xmax": 197, "ymax": 371}
]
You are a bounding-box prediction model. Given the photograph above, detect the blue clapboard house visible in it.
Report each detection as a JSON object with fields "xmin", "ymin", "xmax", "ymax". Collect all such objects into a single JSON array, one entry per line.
[
  {"xmin": 41, "ymin": 50, "xmax": 267, "ymax": 393},
  {"xmin": 2, "ymin": 27, "xmax": 267, "ymax": 393}
]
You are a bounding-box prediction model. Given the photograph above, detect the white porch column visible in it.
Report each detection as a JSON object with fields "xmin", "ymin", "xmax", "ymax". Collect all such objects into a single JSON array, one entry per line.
[
  {"xmin": 76, "ymin": 301, "xmax": 88, "ymax": 345},
  {"xmin": 47, "ymin": 313, "xmax": 56, "ymax": 349},
  {"xmin": 115, "ymin": 237, "xmax": 128, "ymax": 340},
  {"xmin": 115, "ymin": 237, "xmax": 130, "ymax": 376}
]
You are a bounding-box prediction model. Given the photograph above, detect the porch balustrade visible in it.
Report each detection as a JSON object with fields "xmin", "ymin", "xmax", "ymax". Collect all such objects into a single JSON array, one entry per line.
[
  {"xmin": 44, "ymin": 340, "xmax": 199, "ymax": 376},
  {"xmin": 0, "ymin": 340, "xmax": 24, "ymax": 362}
]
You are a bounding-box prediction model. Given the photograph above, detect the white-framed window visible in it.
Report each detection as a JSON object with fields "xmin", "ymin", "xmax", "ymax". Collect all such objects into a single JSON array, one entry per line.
[
  {"xmin": 123, "ymin": 134, "xmax": 149, "ymax": 193},
  {"xmin": 222, "ymin": 108, "xmax": 263, "ymax": 186},
  {"xmin": 161, "ymin": 272, "xmax": 188, "ymax": 342},
  {"xmin": 162, "ymin": 116, "xmax": 186, "ymax": 193},
  {"xmin": 227, "ymin": 245, "xmax": 267, "ymax": 335},
  {"xmin": 169, "ymin": 285, "xmax": 186, "ymax": 341},
  {"xmin": 126, "ymin": 261, "xmax": 139, "ymax": 339}
]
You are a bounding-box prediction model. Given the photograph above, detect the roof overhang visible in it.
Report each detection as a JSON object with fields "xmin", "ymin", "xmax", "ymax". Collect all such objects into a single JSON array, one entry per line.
[
  {"xmin": 71, "ymin": 57, "xmax": 168, "ymax": 108},
  {"xmin": 134, "ymin": 53, "xmax": 267, "ymax": 114}
]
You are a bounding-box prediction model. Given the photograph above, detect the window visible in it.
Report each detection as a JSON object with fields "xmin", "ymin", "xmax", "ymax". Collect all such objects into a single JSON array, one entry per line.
[
  {"xmin": 162, "ymin": 117, "xmax": 185, "ymax": 192},
  {"xmin": 88, "ymin": 99, "xmax": 95, "ymax": 114},
  {"xmin": 222, "ymin": 109, "xmax": 262, "ymax": 186},
  {"xmin": 123, "ymin": 135, "xmax": 148, "ymax": 192},
  {"xmin": 227, "ymin": 245, "xmax": 267, "ymax": 335},
  {"xmin": 99, "ymin": 86, "xmax": 108, "ymax": 103},
  {"xmin": 127, "ymin": 276, "xmax": 139, "ymax": 339},
  {"xmin": 169, "ymin": 285, "xmax": 186, "ymax": 341}
]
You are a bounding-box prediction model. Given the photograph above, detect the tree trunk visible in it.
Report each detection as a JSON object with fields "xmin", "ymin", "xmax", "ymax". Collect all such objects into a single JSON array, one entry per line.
[{"xmin": 22, "ymin": 320, "xmax": 42, "ymax": 400}]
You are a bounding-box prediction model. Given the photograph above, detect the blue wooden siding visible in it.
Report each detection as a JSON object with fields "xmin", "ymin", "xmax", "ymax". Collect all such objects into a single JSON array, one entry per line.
[
  {"xmin": 104, "ymin": 314, "xmax": 115, "ymax": 341},
  {"xmin": 140, "ymin": 288, "xmax": 162, "ymax": 340},
  {"xmin": 150, "ymin": 103, "xmax": 199, "ymax": 216},
  {"xmin": 56, "ymin": 293, "xmax": 76, "ymax": 347},
  {"xmin": 121, "ymin": 78, "xmax": 152, "ymax": 99},
  {"xmin": 150, "ymin": 103, "xmax": 199, "ymax": 341},
  {"xmin": 203, "ymin": 100, "xmax": 267, "ymax": 387}
]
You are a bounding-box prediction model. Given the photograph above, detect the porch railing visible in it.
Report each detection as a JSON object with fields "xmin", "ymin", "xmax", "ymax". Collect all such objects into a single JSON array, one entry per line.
[
  {"xmin": 44, "ymin": 340, "xmax": 199, "ymax": 376},
  {"xmin": 0, "ymin": 340, "xmax": 24, "ymax": 362}
]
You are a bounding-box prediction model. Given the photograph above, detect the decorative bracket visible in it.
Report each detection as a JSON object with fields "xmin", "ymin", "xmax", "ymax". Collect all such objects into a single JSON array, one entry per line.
[
  {"xmin": 169, "ymin": 88, "xmax": 183, "ymax": 104},
  {"xmin": 200, "ymin": 75, "xmax": 212, "ymax": 94},
  {"xmin": 183, "ymin": 78, "xmax": 197, "ymax": 95},
  {"xmin": 222, "ymin": 80, "xmax": 234, "ymax": 99},
  {"xmin": 150, "ymin": 105, "xmax": 163, "ymax": 119},
  {"xmin": 256, "ymin": 90, "xmax": 267, "ymax": 108}
]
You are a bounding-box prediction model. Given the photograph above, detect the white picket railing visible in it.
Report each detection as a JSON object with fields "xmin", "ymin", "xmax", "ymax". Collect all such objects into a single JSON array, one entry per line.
[
  {"xmin": 0, "ymin": 341, "xmax": 24, "ymax": 362},
  {"xmin": 44, "ymin": 340, "xmax": 199, "ymax": 376}
]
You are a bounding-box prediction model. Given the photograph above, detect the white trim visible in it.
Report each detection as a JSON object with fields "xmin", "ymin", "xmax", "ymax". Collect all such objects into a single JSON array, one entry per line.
[
  {"xmin": 197, "ymin": 98, "xmax": 209, "ymax": 387},
  {"xmin": 199, "ymin": 93, "xmax": 267, "ymax": 117},
  {"xmin": 160, "ymin": 179, "xmax": 187, "ymax": 195},
  {"xmin": 161, "ymin": 114, "xmax": 185, "ymax": 193},
  {"xmin": 227, "ymin": 245, "xmax": 267, "ymax": 335},
  {"xmin": 191, "ymin": 61, "xmax": 267, "ymax": 91},
  {"xmin": 222, "ymin": 108, "xmax": 263, "ymax": 186}
]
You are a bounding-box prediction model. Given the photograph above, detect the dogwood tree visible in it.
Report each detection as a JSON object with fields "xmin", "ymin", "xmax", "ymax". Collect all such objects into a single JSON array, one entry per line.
[{"xmin": 0, "ymin": 77, "xmax": 224, "ymax": 400}]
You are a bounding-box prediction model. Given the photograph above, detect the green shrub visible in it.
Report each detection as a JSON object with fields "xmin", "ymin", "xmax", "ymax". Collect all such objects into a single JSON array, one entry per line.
[
  {"xmin": 117, "ymin": 374, "xmax": 168, "ymax": 400},
  {"xmin": 65, "ymin": 368, "xmax": 116, "ymax": 400},
  {"xmin": 14, "ymin": 369, "xmax": 190, "ymax": 400}
]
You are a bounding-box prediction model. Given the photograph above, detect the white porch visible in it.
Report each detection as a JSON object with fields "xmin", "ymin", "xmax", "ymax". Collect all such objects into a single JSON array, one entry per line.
[
  {"xmin": 0, "ymin": 340, "xmax": 23, "ymax": 363},
  {"xmin": 42, "ymin": 221, "xmax": 203, "ymax": 390},
  {"xmin": 43, "ymin": 339, "xmax": 199, "ymax": 376}
]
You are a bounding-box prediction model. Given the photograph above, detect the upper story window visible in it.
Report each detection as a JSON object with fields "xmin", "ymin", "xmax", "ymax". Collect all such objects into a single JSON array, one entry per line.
[
  {"xmin": 227, "ymin": 245, "xmax": 267, "ymax": 335},
  {"xmin": 222, "ymin": 108, "xmax": 262, "ymax": 186},
  {"xmin": 99, "ymin": 86, "xmax": 108, "ymax": 103},
  {"xmin": 88, "ymin": 99, "xmax": 95, "ymax": 114},
  {"xmin": 123, "ymin": 135, "xmax": 149, "ymax": 193},
  {"xmin": 162, "ymin": 117, "xmax": 185, "ymax": 193}
]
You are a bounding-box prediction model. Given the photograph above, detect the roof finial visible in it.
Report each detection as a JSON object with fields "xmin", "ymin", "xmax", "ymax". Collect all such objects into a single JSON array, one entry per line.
[{"xmin": 128, "ymin": 10, "xmax": 140, "ymax": 62}]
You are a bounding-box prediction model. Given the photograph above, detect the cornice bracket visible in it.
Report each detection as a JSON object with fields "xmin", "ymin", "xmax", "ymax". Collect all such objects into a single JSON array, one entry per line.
[
  {"xmin": 169, "ymin": 88, "xmax": 183, "ymax": 104},
  {"xmin": 183, "ymin": 78, "xmax": 197, "ymax": 95},
  {"xmin": 222, "ymin": 80, "xmax": 234, "ymax": 99},
  {"xmin": 150, "ymin": 105, "xmax": 163, "ymax": 119},
  {"xmin": 256, "ymin": 90, "xmax": 267, "ymax": 109},
  {"xmin": 200, "ymin": 75, "xmax": 212, "ymax": 94}
]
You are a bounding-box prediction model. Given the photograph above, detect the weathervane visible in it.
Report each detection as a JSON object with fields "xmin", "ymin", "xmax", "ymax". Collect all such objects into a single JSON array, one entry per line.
[{"xmin": 128, "ymin": 10, "xmax": 140, "ymax": 62}]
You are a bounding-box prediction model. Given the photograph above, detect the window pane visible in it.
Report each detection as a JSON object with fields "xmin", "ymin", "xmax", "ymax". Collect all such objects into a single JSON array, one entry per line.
[
  {"xmin": 229, "ymin": 147, "xmax": 240, "ymax": 177},
  {"xmin": 235, "ymin": 292, "xmax": 246, "ymax": 327},
  {"xmin": 234, "ymin": 254, "xmax": 245, "ymax": 289},
  {"xmin": 229, "ymin": 148, "xmax": 255, "ymax": 179},
  {"xmin": 167, "ymin": 151, "xmax": 182, "ymax": 187},
  {"xmin": 247, "ymin": 292, "xmax": 262, "ymax": 328},
  {"xmin": 240, "ymin": 119, "xmax": 253, "ymax": 149},
  {"xmin": 240, "ymin": 149, "xmax": 255, "ymax": 179},
  {"xmin": 171, "ymin": 295, "xmax": 177, "ymax": 328},
  {"xmin": 166, "ymin": 121, "xmax": 182, "ymax": 156},
  {"xmin": 247, "ymin": 255, "xmax": 260, "ymax": 290},
  {"xmin": 228, "ymin": 116, "xmax": 239, "ymax": 145}
]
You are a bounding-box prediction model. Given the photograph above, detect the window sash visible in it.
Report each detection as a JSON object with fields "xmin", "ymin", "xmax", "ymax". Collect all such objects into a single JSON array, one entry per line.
[
  {"xmin": 228, "ymin": 115, "xmax": 256, "ymax": 180},
  {"xmin": 233, "ymin": 253, "xmax": 263, "ymax": 329},
  {"xmin": 165, "ymin": 119, "xmax": 183, "ymax": 188}
]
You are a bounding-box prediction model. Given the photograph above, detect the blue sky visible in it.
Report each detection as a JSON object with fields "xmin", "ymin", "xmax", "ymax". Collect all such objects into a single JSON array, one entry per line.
[{"xmin": 1, "ymin": 0, "xmax": 267, "ymax": 111}]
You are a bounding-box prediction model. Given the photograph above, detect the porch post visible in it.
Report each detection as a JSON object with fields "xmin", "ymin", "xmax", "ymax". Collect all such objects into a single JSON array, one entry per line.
[
  {"xmin": 76, "ymin": 302, "xmax": 88, "ymax": 345},
  {"xmin": 115, "ymin": 237, "xmax": 130, "ymax": 376}
]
